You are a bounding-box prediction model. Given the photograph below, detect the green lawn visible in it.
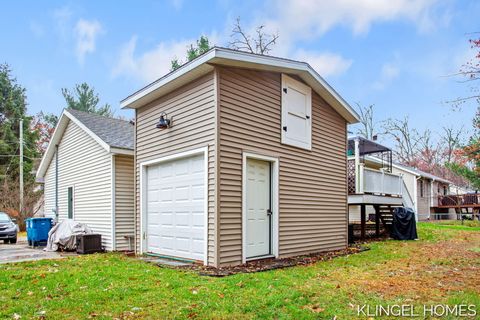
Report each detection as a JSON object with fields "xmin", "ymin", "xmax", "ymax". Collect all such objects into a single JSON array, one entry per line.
[{"xmin": 1, "ymin": 223, "xmax": 479, "ymax": 319}]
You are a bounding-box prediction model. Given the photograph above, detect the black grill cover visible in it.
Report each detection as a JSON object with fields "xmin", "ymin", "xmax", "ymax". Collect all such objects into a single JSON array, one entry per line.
[{"xmin": 390, "ymin": 207, "xmax": 418, "ymax": 240}]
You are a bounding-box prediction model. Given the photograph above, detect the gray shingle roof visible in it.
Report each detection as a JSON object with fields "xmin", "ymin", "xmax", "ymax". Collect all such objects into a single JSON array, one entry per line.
[{"xmin": 67, "ymin": 109, "xmax": 134, "ymax": 150}]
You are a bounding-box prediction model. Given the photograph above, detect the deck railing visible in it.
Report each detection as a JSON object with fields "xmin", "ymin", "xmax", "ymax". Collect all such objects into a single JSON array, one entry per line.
[
  {"xmin": 352, "ymin": 164, "xmax": 403, "ymax": 196},
  {"xmin": 438, "ymin": 194, "xmax": 480, "ymax": 207}
]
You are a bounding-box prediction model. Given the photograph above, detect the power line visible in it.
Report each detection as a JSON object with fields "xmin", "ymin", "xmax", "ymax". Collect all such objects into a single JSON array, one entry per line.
[{"xmin": 4, "ymin": 146, "xmax": 19, "ymax": 174}]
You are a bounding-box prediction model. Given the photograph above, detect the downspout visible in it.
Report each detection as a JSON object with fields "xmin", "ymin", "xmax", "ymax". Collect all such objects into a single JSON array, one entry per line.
[{"xmin": 55, "ymin": 144, "xmax": 59, "ymax": 222}]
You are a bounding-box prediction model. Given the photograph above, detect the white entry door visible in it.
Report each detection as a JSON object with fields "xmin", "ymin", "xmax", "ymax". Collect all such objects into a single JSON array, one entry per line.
[
  {"xmin": 146, "ymin": 153, "xmax": 205, "ymax": 261},
  {"xmin": 245, "ymin": 158, "xmax": 272, "ymax": 258}
]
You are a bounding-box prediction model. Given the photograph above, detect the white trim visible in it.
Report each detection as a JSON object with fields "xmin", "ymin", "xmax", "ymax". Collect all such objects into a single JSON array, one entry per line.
[
  {"xmin": 242, "ymin": 152, "xmax": 279, "ymax": 264},
  {"xmin": 111, "ymin": 154, "xmax": 116, "ymax": 250},
  {"xmin": 120, "ymin": 47, "xmax": 360, "ymax": 124},
  {"xmin": 110, "ymin": 147, "xmax": 134, "ymax": 156},
  {"xmin": 36, "ymin": 111, "xmax": 69, "ymax": 180},
  {"xmin": 414, "ymin": 177, "xmax": 419, "ymax": 221},
  {"xmin": 281, "ymin": 74, "xmax": 312, "ymax": 150},
  {"xmin": 36, "ymin": 109, "xmax": 134, "ymax": 179},
  {"xmin": 139, "ymin": 147, "xmax": 209, "ymax": 265},
  {"xmin": 121, "ymin": 50, "xmax": 217, "ymax": 108}
]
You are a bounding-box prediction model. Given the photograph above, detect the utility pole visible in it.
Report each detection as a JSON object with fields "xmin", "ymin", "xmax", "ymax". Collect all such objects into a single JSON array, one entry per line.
[{"xmin": 19, "ymin": 118, "xmax": 23, "ymax": 216}]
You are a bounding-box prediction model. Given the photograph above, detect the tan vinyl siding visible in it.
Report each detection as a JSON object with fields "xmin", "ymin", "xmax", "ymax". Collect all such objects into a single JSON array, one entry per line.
[
  {"xmin": 217, "ymin": 67, "xmax": 348, "ymax": 266},
  {"xmin": 43, "ymin": 120, "xmax": 113, "ymax": 249},
  {"xmin": 135, "ymin": 72, "xmax": 216, "ymax": 265},
  {"xmin": 114, "ymin": 155, "xmax": 135, "ymax": 250}
]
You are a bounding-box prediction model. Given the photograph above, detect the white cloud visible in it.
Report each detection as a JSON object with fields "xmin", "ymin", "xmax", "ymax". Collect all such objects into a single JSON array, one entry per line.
[
  {"xmin": 373, "ymin": 63, "xmax": 400, "ymax": 90},
  {"xmin": 266, "ymin": 0, "xmax": 440, "ymax": 39},
  {"xmin": 294, "ymin": 49, "xmax": 353, "ymax": 77},
  {"xmin": 112, "ymin": 36, "xmax": 194, "ymax": 83},
  {"xmin": 112, "ymin": 0, "xmax": 439, "ymax": 83},
  {"xmin": 74, "ymin": 19, "xmax": 103, "ymax": 64}
]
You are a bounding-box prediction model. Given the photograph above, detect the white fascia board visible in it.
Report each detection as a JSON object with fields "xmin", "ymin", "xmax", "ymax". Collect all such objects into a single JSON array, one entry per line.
[
  {"xmin": 36, "ymin": 111, "xmax": 70, "ymax": 180},
  {"xmin": 110, "ymin": 147, "xmax": 134, "ymax": 156},
  {"xmin": 120, "ymin": 48, "xmax": 360, "ymax": 124},
  {"xmin": 213, "ymin": 49, "xmax": 360, "ymax": 124},
  {"xmin": 120, "ymin": 49, "xmax": 217, "ymax": 109},
  {"xmin": 36, "ymin": 109, "xmax": 124, "ymax": 180}
]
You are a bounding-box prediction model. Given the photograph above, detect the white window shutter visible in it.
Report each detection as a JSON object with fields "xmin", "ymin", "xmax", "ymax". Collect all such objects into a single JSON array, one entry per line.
[{"xmin": 281, "ymin": 74, "xmax": 312, "ymax": 150}]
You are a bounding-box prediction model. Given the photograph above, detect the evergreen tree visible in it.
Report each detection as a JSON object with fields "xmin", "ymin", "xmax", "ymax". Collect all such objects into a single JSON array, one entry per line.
[
  {"xmin": 170, "ymin": 36, "xmax": 211, "ymax": 71},
  {"xmin": 61, "ymin": 82, "xmax": 113, "ymax": 117}
]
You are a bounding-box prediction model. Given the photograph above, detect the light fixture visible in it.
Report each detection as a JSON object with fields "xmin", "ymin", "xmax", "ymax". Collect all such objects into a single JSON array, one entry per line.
[{"xmin": 156, "ymin": 112, "xmax": 172, "ymax": 129}]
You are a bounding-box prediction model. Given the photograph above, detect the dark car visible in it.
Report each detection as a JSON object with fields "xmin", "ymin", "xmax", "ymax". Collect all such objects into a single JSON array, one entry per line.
[{"xmin": 0, "ymin": 212, "xmax": 18, "ymax": 244}]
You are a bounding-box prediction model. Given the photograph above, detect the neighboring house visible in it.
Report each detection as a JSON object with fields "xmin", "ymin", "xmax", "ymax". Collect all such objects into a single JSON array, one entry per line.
[
  {"xmin": 36, "ymin": 109, "xmax": 135, "ymax": 251},
  {"xmin": 347, "ymin": 137, "xmax": 414, "ymax": 239},
  {"xmin": 391, "ymin": 163, "xmax": 452, "ymax": 220},
  {"xmin": 347, "ymin": 136, "xmax": 454, "ymax": 225},
  {"xmin": 449, "ymin": 184, "xmax": 474, "ymax": 195},
  {"xmin": 121, "ymin": 47, "xmax": 359, "ymax": 267}
]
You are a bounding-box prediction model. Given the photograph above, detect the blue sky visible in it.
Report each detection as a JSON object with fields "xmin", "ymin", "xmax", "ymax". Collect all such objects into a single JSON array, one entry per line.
[{"xmin": 1, "ymin": 0, "xmax": 478, "ymax": 144}]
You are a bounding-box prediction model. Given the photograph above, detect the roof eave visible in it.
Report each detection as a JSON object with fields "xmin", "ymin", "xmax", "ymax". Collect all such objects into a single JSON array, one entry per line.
[
  {"xmin": 120, "ymin": 48, "xmax": 360, "ymax": 124},
  {"xmin": 36, "ymin": 109, "xmax": 134, "ymax": 180},
  {"xmin": 36, "ymin": 110, "xmax": 70, "ymax": 180}
]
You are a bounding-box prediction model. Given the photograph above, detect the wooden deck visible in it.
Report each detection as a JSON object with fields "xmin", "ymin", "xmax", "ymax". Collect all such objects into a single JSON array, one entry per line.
[{"xmin": 437, "ymin": 194, "xmax": 480, "ymax": 208}]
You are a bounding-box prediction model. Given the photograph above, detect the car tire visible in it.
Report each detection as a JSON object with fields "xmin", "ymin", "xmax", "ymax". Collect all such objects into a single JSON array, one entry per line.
[
  {"xmin": 10, "ymin": 238, "xmax": 17, "ymax": 244},
  {"xmin": 3, "ymin": 240, "xmax": 9, "ymax": 244}
]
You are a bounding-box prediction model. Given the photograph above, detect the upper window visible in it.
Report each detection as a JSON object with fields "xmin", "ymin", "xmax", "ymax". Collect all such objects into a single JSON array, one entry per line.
[{"xmin": 281, "ymin": 74, "xmax": 312, "ymax": 150}]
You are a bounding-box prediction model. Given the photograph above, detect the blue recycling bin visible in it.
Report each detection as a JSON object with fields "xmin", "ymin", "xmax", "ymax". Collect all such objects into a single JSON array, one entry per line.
[{"xmin": 26, "ymin": 218, "xmax": 53, "ymax": 246}]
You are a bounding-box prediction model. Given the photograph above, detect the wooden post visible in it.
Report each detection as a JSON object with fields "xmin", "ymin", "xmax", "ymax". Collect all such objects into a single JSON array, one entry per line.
[
  {"xmin": 360, "ymin": 204, "xmax": 366, "ymax": 240},
  {"xmin": 374, "ymin": 205, "xmax": 380, "ymax": 237},
  {"xmin": 354, "ymin": 138, "xmax": 360, "ymax": 193}
]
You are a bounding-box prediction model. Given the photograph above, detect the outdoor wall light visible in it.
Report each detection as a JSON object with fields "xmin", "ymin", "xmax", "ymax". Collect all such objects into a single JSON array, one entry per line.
[{"xmin": 156, "ymin": 112, "xmax": 172, "ymax": 129}]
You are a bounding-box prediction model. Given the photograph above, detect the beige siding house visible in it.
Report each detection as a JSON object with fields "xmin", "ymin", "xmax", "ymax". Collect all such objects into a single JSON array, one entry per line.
[
  {"xmin": 392, "ymin": 163, "xmax": 452, "ymax": 220},
  {"xmin": 36, "ymin": 109, "xmax": 135, "ymax": 251},
  {"xmin": 121, "ymin": 48, "xmax": 359, "ymax": 267}
]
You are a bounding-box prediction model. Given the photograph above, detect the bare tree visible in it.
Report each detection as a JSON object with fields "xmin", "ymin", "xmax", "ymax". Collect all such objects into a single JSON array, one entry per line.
[
  {"xmin": 441, "ymin": 126, "xmax": 464, "ymax": 164},
  {"xmin": 382, "ymin": 117, "xmax": 427, "ymax": 166},
  {"xmin": 446, "ymin": 35, "xmax": 480, "ymax": 108},
  {"xmin": 355, "ymin": 103, "xmax": 377, "ymax": 140},
  {"xmin": 228, "ymin": 17, "xmax": 279, "ymax": 55},
  {"xmin": 0, "ymin": 178, "xmax": 42, "ymax": 230}
]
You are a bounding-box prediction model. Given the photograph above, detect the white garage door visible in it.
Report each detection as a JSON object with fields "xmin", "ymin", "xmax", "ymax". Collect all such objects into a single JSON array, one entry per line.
[{"xmin": 146, "ymin": 153, "xmax": 205, "ymax": 261}]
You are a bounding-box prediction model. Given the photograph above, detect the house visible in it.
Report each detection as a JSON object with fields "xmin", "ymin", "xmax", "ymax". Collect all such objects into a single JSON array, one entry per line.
[
  {"xmin": 347, "ymin": 136, "xmax": 454, "ymax": 229},
  {"xmin": 347, "ymin": 136, "xmax": 414, "ymax": 239},
  {"xmin": 121, "ymin": 47, "xmax": 360, "ymax": 267},
  {"xmin": 391, "ymin": 163, "xmax": 452, "ymax": 220},
  {"xmin": 36, "ymin": 109, "xmax": 135, "ymax": 251}
]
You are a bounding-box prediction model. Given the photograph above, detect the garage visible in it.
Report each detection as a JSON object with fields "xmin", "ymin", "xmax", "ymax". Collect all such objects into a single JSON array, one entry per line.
[{"xmin": 145, "ymin": 152, "xmax": 206, "ymax": 262}]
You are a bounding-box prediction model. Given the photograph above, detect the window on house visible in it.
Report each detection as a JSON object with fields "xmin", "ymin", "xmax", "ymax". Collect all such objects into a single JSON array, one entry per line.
[
  {"xmin": 443, "ymin": 185, "xmax": 448, "ymax": 195},
  {"xmin": 67, "ymin": 187, "xmax": 74, "ymax": 219},
  {"xmin": 420, "ymin": 180, "xmax": 424, "ymax": 198},
  {"xmin": 281, "ymin": 74, "xmax": 312, "ymax": 150}
]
